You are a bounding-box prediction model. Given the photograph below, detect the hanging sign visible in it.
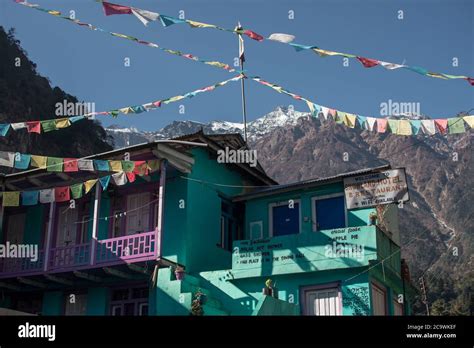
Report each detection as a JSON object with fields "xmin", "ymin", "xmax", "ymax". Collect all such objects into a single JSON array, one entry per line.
[{"xmin": 343, "ymin": 168, "xmax": 409, "ymax": 209}]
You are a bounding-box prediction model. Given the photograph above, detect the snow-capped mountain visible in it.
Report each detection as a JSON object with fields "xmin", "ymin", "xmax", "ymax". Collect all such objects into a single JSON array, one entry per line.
[{"xmin": 105, "ymin": 106, "xmax": 310, "ymax": 148}]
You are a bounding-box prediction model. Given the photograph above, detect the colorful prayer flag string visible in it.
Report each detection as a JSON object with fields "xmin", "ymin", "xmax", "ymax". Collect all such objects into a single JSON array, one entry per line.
[
  {"xmin": 1, "ymin": 162, "xmax": 162, "ymax": 207},
  {"xmin": 0, "ymin": 75, "xmax": 243, "ymax": 137},
  {"xmin": 249, "ymin": 76, "xmax": 474, "ymax": 136},
  {"xmin": 94, "ymin": 1, "xmax": 474, "ymax": 87},
  {"xmin": 14, "ymin": 0, "xmax": 235, "ymax": 74}
]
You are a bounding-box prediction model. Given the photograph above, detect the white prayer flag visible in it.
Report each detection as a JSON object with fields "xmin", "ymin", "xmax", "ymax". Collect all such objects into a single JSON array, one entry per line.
[
  {"xmin": 421, "ymin": 119, "xmax": 436, "ymax": 135},
  {"xmin": 39, "ymin": 189, "xmax": 54, "ymax": 203},
  {"xmin": 0, "ymin": 151, "xmax": 15, "ymax": 167},
  {"xmin": 268, "ymin": 33, "xmax": 296, "ymax": 44},
  {"xmin": 77, "ymin": 159, "xmax": 95, "ymax": 171}
]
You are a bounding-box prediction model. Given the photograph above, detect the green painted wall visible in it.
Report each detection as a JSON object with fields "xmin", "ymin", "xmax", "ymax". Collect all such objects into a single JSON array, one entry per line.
[
  {"xmin": 42, "ymin": 291, "xmax": 63, "ymax": 315},
  {"xmin": 198, "ymin": 267, "xmax": 371, "ymax": 315},
  {"xmin": 86, "ymin": 287, "xmax": 109, "ymax": 315},
  {"xmin": 184, "ymin": 148, "xmax": 252, "ymax": 273},
  {"xmin": 23, "ymin": 205, "xmax": 44, "ymax": 245},
  {"xmin": 161, "ymin": 175, "xmax": 188, "ymax": 265}
]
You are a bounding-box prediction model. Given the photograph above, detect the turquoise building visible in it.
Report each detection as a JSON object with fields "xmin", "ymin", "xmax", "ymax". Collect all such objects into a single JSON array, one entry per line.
[{"xmin": 0, "ymin": 132, "xmax": 414, "ymax": 316}]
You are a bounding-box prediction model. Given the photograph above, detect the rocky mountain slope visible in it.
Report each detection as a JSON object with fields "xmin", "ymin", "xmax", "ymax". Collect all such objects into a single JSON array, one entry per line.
[{"xmin": 107, "ymin": 106, "xmax": 473, "ymax": 315}]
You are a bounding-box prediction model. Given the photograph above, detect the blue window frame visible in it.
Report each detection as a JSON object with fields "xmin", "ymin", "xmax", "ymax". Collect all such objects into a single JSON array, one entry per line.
[
  {"xmin": 313, "ymin": 195, "xmax": 346, "ymax": 231},
  {"xmin": 270, "ymin": 201, "xmax": 300, "ymax": 236}
]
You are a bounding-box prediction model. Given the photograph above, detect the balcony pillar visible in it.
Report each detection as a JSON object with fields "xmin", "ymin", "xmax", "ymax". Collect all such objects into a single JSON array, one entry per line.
[
  {"xmin": 90, "ymin": 185, "xmax": 102, "ymax": 265},
  {"xmin": 155, "ymin": 160, "xmax": 167, "ymax": 258},
  {"xmin": 43, "ymin": 202, "xmax": 56, "ymax": 272}
]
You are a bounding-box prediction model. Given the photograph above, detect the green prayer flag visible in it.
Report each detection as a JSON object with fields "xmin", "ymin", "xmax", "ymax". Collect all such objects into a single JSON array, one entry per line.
[
  {"xmin": 41, "ymin": 119, "xmax": 57, "ymax": 132},
  {"xmin": 335, "ymin": 112, "xmax": 344, "ymax": 124},
  {"xmin": 388, "ymin": 119, "xmax": 399, "ymax": 134},
  {"xmin": 70, "ymin": 183, "xmax": 83, "ymax": 199},
  {"xmin": 121, "ymin": 161, "xmax": 135, "ymax": 173},
  {"xmin": 448, "ymin": 117, "xmax": 466, "ymax": 134},
  {"xmin": 47, "ymin": 157, "xmax": 63, "ymax": 172}
]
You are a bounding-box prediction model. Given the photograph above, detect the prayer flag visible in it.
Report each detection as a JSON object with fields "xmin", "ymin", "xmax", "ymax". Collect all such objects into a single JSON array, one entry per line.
[
  {"xmin": 39, "ymin": 189, "xmax": 54, "ymax": 203},
  {"xmin": 0, "ymin": 124, "xmax": 10, "ymax": 136},
  {"xmin": 421, "ymin": 120, "xmax": 436, "ymax": 135},
  {"xmin": 70, "ymin": 183, "xmax": 84, "ymax": 199},
  {"xmin": 78, "ymin": 159, "xmax": 94, "ymax": 171},
  {"xmin": 102, "ymin": 1, "xmax": 132, "ymax": 16},
  {"xmin": 26, "ymin": 121, "xmax": 41, "ymax": 134},
  {"xmin": 63, "ymin": 158, "xmax": 79, "ymax": 172},
  {"xmin": 47, "ymin": 157, "xmax": 63, "ymax": 172},
  {"xmin": 434, "ymin": 119, "xmax": 448, "ymax": 134},
  {"xmin": 55, "ymin": 186, "xmax": 70, "ymax": 202},
  {"xmin": 41, "ymin": 120, "xmax": 57, "ymax": 132},
  {"xmin": 21, "ymin": 191, "xmax": 39, "ymax": 206},
  {"xmin": 112, "ymin": 172, "xmax": 127, "ymax": 186},
  {"xmin": 31, "ymin": 155, "xmax": 47, "ymax": 169},
  {"xmin": 94, "ymin": 160, "xmax": 110, "ymax": 172},
  {"xmin": 14, "ymin": 153, "xmax": 31, "ymax": 169},
  {"xmin": 109, "ymin": 161, "xmax": 123, "ymax": 172},
  {"xmin": 0, "ymin": 152, "xmax": 15, "ymax": 168},
  {"xmin": 3, "ymin": 192, "xmax": 20, "ymax": 207},
  {"xmin": 448, "ymin": 118, "xmax": 465, "ymax": 134},
  {"xmin": 357, "ymin": 57, "xmax": 379, "ymax": 68},
  {"xmin": 84, "ymin": 179, "xmax": 98, "ymax": 194},
  {"xmin": 99, "ymin": 176, "xmax": 111, "ymax": 190},
  {"xmin": 376, "ymin": 119, "xmax": 388, "ymax": 133},
  {"xmin": 388, "ymin": 119, "xmax": 399, "ymax": 134},
  {"xmin": 397, "ymin": 120, "xmax": 412, "ymax": 135}
]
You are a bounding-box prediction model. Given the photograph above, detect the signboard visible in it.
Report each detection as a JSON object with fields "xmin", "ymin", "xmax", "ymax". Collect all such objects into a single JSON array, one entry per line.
[
  {"xmin": 343, "ymin": 168, "xmax": 409, "ymax": 209},
  {"xmin": 232, "ymin": 226, "xmax": 378, "ymax": 277}
]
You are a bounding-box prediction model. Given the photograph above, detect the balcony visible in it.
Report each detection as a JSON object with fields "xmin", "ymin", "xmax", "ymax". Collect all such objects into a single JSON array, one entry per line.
[
  {"xmin": 0, "ymin": 231, "xmax": 158, "ymax": 279},
  {"xmin": 231, "ymin": 225, "xmax": 394, "ymax": 278}
]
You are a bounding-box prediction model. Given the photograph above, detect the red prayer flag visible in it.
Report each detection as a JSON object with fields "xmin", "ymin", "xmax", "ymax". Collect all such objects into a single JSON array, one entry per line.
[
  {"xmin": 26, "ymin": 121, "xmax": 41, "ymax": 134},
  {"xmin": 356, "ymin": 57, "xmax": 379, "ymax": 68},
  {"xmin": 133, "ymin": 161, "xmax": 148, "ymax": 176},
  {"xmin": 102, "ymin": 1, "xmax": 132, "ymax": 16},
  {"xmin": 434, "ymin": 119, "xmax": 448, "ymax": 134},
  {"xmin": 126, "ymin": 172, "xmax": 136, "ymax": 183},
  {"xmin": 153, "ymin": 101, "xmax": 162, "ymax": 107},
  {"xmin": 466, "ymin": 77, "xmax": 474, "ymax": 86},
  {"xmin": 376, "ymin": 119, "xmax": 388, "ymax": 133},
  {"xmin": 55, "ymin": 186, "xmax": 70, "ymax": 202},
  {"xmin": 63, "ymin": 158, "xmax": 79, "ymax": 172},
  {"xmin": 244, "ymin": 30, "xmax": 264, "ymax": 42}
]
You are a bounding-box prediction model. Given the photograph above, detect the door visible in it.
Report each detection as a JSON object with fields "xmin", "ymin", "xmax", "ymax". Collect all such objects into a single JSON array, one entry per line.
[
  {"xmin": 371, "ymin": 283, "xmax": 387, "ymax": 315},
  {"xmin": 56, "ymin": 206, "xmax": 78, "ymax": 247},
  {"xmin": 6, "ymin": 213, "xmax": 25, "ymax": 244},
  {"xmin": 304, "ymin": 287, "xmax": 341, "ymax": 316},
  {"xmin": 126, "ymin": 193, "xmax": 150, "ymax": 235},
  {"xmin": 271, "ymin": 202, "xmax": 300, "ymax": 236},
  {"xmin": 314, "ymin": 195, "xmax": 346, "ymax": 231}
]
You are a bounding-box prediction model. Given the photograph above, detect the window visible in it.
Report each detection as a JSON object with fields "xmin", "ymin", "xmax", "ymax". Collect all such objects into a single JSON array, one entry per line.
[
  {"xmin": 219, "ymin": 199, "xmax": 240, "ymax": 251},
  {"xmin": 109, "ymin": 286, "xmax": 148, "ymax": 316},
  {"xmin": 312, "ymin": 194, "xmax": 346, "ymax": 231},
  {"xmin": 371, "ymin": 282, "xmax": 387, "ymax": 315},
  {"xmin": 269, "ymin": 200, "xmax": 300, "ymax": 236},
  {"xmin": 301, "ymin": 285, "xmax": 342, "ymax": 316}
]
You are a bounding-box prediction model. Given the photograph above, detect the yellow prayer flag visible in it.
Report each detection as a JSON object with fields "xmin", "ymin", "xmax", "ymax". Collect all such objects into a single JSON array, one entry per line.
[
  {"xmin": 3, "ymin": 192, "xmax": 20, "ymax": 207},
  {"xmin": 397, "ymin": 120, "xmax": 412, "ymax": 135},
  {"xmin": 55, "ymin": 118, "xmax": 71, "ymax": 129},
  {"xmin": 109, "ymin": 161, "xmax": 123, "ymax": 172},
  {"xmin": 463, "ymin": 115, "xmax": 474, "ymax": 128},
  {"xmin": 164, "ymin": 95, "xmax": 185, "ymax": 104},
  {"xmin": 187, "ymin": 20, "xmax": 216, "ymax": 28},
  {"xmin": 31, "ymin": 155, "xmax": 47, "ymax": 169},
  {"xmin": 344, "ymin": 114, "xmax": 357, "ymax": 128},
  {"xmin": 84, "ymin": 179, "xmax": 98, "ymax": 194}
]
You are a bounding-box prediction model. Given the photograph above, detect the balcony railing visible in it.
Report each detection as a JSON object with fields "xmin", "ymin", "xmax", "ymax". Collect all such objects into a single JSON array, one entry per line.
[{"xmin": 0, "ymin": 231, "xmax": 158, "ymax": 279}]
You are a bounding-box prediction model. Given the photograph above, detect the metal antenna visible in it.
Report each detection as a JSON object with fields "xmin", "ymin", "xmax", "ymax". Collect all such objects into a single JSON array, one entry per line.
[{"xmin": 236, "ymin": 21, "xmax": 248, "ymax": 143}]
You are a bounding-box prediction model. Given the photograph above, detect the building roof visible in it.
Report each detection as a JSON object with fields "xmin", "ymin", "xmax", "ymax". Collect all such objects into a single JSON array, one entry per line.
[
  {"xmin": 172, "ymin": 130, "xmax": 277, "ymax": 186},
  {"xmin": 0, "ymin": 132, "xmax": 278, "ymax": 191},
  {"xmin": 232, "ymin": 164, "xmax": 391, "ymax": 202}
]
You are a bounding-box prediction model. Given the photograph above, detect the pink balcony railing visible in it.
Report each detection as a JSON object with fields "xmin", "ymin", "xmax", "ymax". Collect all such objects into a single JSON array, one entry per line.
[
  {"xmin": 0, "ymin": 231, "xmax": 157, "ymax": 278},
  {"xmin": 0, "ymin": 250, "xmax": 45, "ymax": 277},
  {"xmin": 48, "ymin": 242, "xmax": 91, "ymax": 271},
  {"xmin": 95, "ymin": 231, "xmax": 156, "ymax": 266}
]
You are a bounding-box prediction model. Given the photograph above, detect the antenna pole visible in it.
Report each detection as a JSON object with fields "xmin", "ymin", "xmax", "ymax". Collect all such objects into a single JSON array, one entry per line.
[{"xmin": 237, "ymin": 22, "xmax": 248, "ymax": 143}]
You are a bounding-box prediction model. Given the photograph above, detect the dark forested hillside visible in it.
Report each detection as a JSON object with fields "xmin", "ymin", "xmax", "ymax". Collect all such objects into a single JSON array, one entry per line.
[{"xmin": 0, "ymin": 27, "xmax": 112, "ymax": 173}]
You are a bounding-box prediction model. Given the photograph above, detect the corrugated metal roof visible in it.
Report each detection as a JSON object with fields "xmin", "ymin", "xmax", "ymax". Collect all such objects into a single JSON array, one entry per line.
[{"xmin": 232, "ymin": 164, "xmax": 391, "ymax": 201}]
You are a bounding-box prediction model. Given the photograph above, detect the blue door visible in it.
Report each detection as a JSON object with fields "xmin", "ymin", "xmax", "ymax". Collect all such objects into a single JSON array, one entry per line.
[
  {"xmin": 272, "ymin": 203, "xmax": 300, "ymax": 236},
  {"xmin": 315, "ymin": 196, "xmax": 346, "ymax": 231}
]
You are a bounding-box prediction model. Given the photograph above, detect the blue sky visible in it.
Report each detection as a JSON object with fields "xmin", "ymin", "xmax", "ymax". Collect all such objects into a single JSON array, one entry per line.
[{"xmin": 1, "ymin": 0, "xmax": 473, "ymax": 131}]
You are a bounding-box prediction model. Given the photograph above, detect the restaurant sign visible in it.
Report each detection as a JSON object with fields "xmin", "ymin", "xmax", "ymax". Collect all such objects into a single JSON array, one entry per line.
[{"xmin": 343, "ymin": 168, "xmax": 409, "ymax": 209}]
